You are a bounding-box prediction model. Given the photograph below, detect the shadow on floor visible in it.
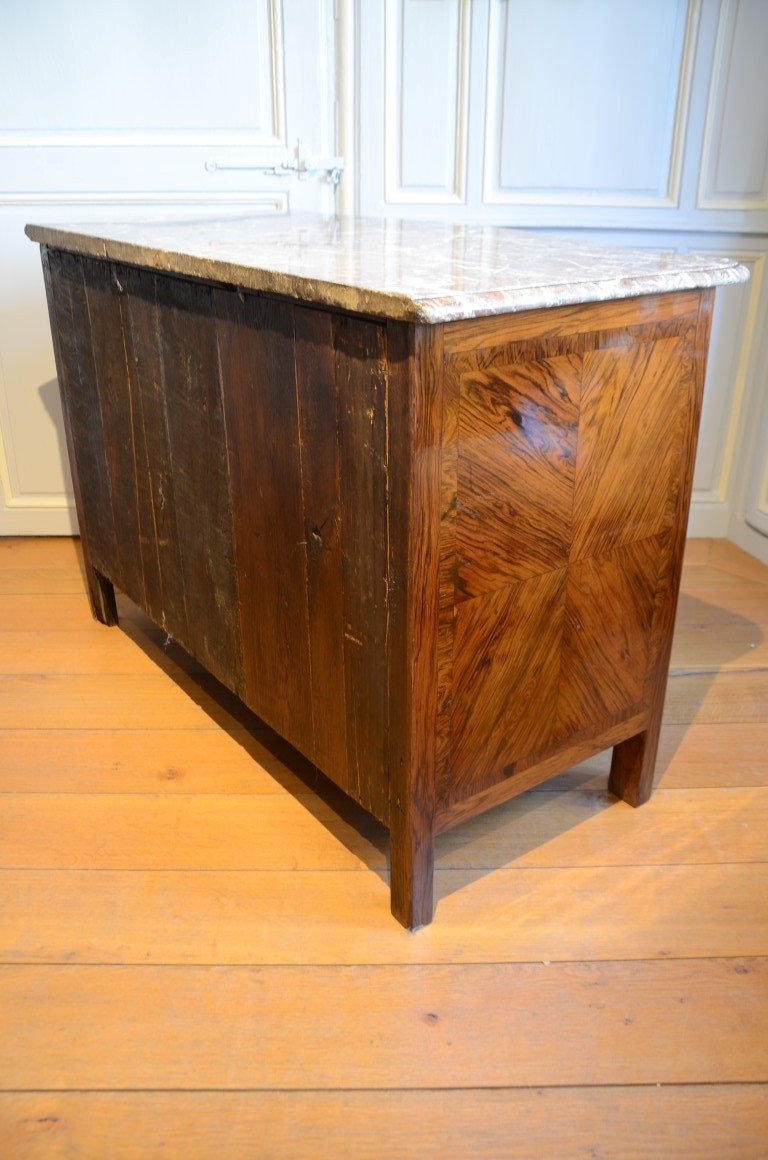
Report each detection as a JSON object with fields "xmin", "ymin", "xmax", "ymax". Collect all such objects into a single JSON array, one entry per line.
[{"xmin": 71, "ymin": 544, "xmax": 764, "ymax": 912}]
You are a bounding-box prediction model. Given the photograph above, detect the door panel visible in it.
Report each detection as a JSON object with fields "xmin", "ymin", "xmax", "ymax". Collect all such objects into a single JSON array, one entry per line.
[{"xmin": 0, "ymin": 0, "xmax": 337, "ymax": 533}]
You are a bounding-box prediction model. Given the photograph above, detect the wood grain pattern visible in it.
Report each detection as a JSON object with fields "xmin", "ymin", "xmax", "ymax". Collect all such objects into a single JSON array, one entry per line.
[
  {"xmin": 2, "ymin": 861, "xmax": 766, "ymax": 965},
  {"xmin": 449, "ymin": 568, "xmax": 566, "ymax": 801},
  {"xmin": 3, "ymin": 959, "xmax": 766, "ymax": 1088},
  {"xmin": 443, "ymin": 289, "xmax": 700, "ymax": 353},
  {"xmin": 215, "ymin": 291, "xmax": 314, "ymax": 754},
  {"xmin": 334, "ymin": 314, "xmax": 390, "ymax": 821},
  {"xmin": 294, "ymin": 307, "xmax": 348, "ymax": 788},
  {"xmin": 611, "ymin": 292, "xmax": 714, "ymax": 805},
  {"xmin": 3, "ymin": 1087, "xmax": 765, "ymax": 1160},
  {"xmin": 44, "ymin": 251, "xmax": 118, "ymax": 590},
  {"xmin": 571, "ymin": 337, "xmax": 685, "ymax": 560},
  {"xmin": 438, "ymin": 297, "xmax": 704, "ymax": 817},
  {"xmin": 456, "ymin": 354, "xmax": 580, "ymax": 594},
  {"xmin": 555, "ymin": 535, "xmax": 662, "ymax": 740},
  {"xmin": 119, "ymin": 265, "xmax": 189, "ymax": 639},
  {"xmin": 388, "ymin": 323, "xmax": 444, "ymax": 928},
  {"xmin": 153, "ymin": 274, "xmax": 242, "ymax": 690}
]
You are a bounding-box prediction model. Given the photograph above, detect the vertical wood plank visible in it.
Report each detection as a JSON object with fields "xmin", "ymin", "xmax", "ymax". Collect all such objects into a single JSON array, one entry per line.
[
  {"xmin": 154, "ymin": 276, "xmax": 243, "ymax": 694},
  {"xmin": 41, "ymin": 248, "xmax": 117, "ymax": 626},
  {"xmin": 388, "ymin": 322, "xmax": 443, "ymax": 928},
  {"xmin": 294, "ymin": 307, "xmax": 349, "ymax": 790},
  {"xmin": 215, "ymin": 291, "xmax": 314, "ymax": 757},
  {"xmin": 335, "ymin": 314, "xmax": 390, "ymax": 821},
  {"xmin": 119, "ymin": 266, "xmax": 189, "ymax": 639},
  {"xmin": 44, "ymin": 250, "xmax": 118, "ymax": 583},
  {"xmin": 80, "ymin": 256, "xmax": 147, "ymax": 609}
]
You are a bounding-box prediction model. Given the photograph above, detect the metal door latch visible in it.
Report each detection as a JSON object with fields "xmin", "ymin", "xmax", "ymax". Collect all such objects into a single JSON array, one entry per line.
[{"xmin": 206, "ymin": 140, "xmax": 344, "ymax": 187}]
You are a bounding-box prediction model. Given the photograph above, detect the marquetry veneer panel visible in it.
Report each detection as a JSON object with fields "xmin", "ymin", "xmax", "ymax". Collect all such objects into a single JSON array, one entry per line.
[{"xmin": 438, "ymin": 308, "xmax": 697, "ymax": 812}]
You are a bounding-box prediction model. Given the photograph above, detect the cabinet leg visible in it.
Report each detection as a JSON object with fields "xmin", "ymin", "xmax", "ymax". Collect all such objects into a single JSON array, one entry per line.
[
  {"xmin": 609, "ymin": 720, "xmax": 662, "ymax": 807},
  {"xmin": 85, "ymin": 565, "xmax": 118, "ymax": 627},
  {"xmin": 389, "ymin": 808, "xmax": 434, "ymax": 931}
]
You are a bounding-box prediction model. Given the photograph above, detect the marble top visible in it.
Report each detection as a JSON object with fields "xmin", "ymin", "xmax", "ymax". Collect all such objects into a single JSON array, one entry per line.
[{"xmin": 26, "ymin": 213, "xmax": 749, "ymax": 323}]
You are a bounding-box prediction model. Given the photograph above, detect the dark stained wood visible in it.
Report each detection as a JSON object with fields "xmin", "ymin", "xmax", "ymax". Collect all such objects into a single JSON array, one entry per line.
[
  {"xmin": 119, "ymin": 266, "xmax": 189, "ymax": 639},
  {"xmin": 294, "ymin": 307, "xmax": 348, "ymax": 789},
  {"xmin": 38, "ymin": 243, "xmax": 719, "ymax": 928},
  {"xmin": 79, "ymin": 256, "xmax": 146, "ymax": 609},
  {"xmin": 41, "ymin": 248, "xmax": 118, "ymax": 627},
  {"xmin": 610, "ymin": 290, "xmax": 715, "ymax": 806},
  {"xmin": 153, "ymin": 275, "xmax": 243, "ymax": 693},
  {"xmin": 44, "ymin": 250, "xmax": 118, "ymax": 586},
  {"xmin": 214, "ymin": 292, "xmax": 314, "ymax": 756},
  {"xmin": 335, "ymin": 314, "xmax": 390, "ymax": 822},
  {"xmin": 388, "ymin": 323, "xmax": 443, "ymax": 929}
]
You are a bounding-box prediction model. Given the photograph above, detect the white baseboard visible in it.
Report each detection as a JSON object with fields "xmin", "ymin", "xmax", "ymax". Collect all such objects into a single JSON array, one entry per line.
[
  {"xmin": 0, "ymin": 504, "xmax": 78, "ymax": 536},
  {"xmin": 686, "ymin": 499, "xmax": 730, "ymax": 538},
  {"xmin": 726, "ymin": 519, "xmax": 768, "ymax": 565}
]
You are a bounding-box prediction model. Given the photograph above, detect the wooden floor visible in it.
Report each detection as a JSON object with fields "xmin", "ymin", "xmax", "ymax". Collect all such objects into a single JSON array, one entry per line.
[{"xmin": 0, "ymin": 536, "xmax": 766, "ymax": 1158}]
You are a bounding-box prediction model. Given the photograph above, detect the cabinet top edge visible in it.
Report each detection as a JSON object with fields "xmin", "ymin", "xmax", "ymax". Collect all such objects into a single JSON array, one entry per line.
[{"xmin": 26, "ymin": 212, "xmax": 749, "ymax": 323}]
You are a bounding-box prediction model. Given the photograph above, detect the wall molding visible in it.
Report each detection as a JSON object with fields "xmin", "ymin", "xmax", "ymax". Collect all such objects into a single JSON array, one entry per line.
[
  {"xmin": 697, "ymin": 0, "xmax": 768, "ymax": 211},
  {"xmin": 0, "ymin": 0, "xmax": 286, "ymax": 151},
  {"xmin": 691, "ymin": 248, "xmax": 765, "ymax": 509},
  {"xmin": 0, "ymin": 191, "xmax": 288, "ymax": 208},
  {"xmin": 384, "ymin": 0, "xmax": 470, "ymax": 205},
  {"xmin": 482, "ymin": 0, "xmax": 700, "ymax": 209}
]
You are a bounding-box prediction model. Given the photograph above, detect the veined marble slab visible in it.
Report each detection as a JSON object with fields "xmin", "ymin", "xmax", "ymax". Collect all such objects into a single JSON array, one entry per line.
[{"xmin": 26, "ymin": 213, "xmax": 749, "ymax": 323}]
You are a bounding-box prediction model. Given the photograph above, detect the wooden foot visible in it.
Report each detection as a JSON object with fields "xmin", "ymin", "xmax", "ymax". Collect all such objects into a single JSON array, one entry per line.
[
  {"xmin": 609, "ymin": 725, "xmax": 660, "ymax": 807},
  {"xmin": 389, "ymin": 808, "xmax": 434, "ymax": 931},
  {"xmin": 85, "ymin": 567, "xmax": 118, "ymax": 627}
]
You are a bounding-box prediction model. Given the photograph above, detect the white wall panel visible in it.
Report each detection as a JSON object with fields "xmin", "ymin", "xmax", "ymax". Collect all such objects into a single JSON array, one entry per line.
[
  {"xmin": 0, "ymin": 0, "xmax": 284, "ymax": 147},
  {"xmin": 698, "ymin": 0, "xmax": 768, "ymax": 210},
  {"xmin": 385, "ymin": 0, "xmax": 470, "ymax": 203},
  {"xmin": 0, "ymin": 0, "xmax": 336, "ymax": 534},
  {"xmin": 483, "ymin": 0, "xmax": 696, "ymax": 206},
  {"xmin": 693, "ymin": 250, "xmax": 764, "ymax": 504}
]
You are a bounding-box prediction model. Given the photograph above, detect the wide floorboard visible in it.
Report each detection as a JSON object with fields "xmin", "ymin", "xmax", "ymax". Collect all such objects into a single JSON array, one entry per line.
[{"xmin": 0, "ymin": 536, "xmax": 766, "ymax": 1158}]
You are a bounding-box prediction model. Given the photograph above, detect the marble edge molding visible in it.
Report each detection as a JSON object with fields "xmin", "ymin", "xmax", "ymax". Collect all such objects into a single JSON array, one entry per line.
[{"xmin": 25, "ymin": 222, "xmax": 750, "ymax": 324}]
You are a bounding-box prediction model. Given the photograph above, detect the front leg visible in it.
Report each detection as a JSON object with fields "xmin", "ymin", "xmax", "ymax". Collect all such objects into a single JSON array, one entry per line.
[{"xmin": 389, "ymin": 797, "xmax": 434, "ymax": 930}]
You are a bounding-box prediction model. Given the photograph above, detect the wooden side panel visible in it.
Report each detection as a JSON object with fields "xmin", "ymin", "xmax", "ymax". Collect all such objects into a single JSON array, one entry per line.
[{"xmin": 438, "ymin": 296, "xmax": 701, "ymax": 814}]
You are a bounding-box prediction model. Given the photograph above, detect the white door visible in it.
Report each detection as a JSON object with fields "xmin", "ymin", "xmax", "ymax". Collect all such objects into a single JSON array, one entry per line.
[
  {"xmin": 354, "ymin": 0, "xmax": 768, "ymax": 563},
  {"xmin": 0, "ymin": 0, "xmax": 339, "ymax": 534}
]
